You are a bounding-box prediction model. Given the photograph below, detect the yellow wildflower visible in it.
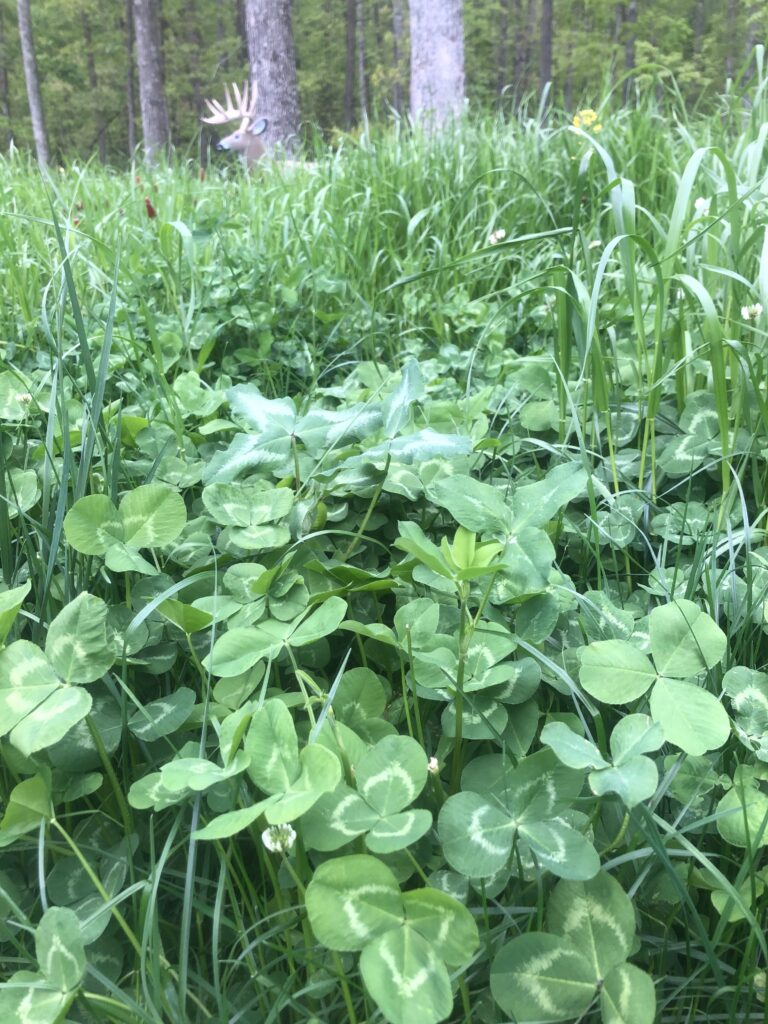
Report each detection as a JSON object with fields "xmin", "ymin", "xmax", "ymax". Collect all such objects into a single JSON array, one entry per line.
[{"xmin": 572, "ymin": 108, "xmax": 602, "ymax": 133}]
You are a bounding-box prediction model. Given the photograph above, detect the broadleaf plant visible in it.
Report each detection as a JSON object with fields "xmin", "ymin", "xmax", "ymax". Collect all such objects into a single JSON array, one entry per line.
[{"xmin": 305, "ymin": 854, "xmax": 478, "ymax": 1024}]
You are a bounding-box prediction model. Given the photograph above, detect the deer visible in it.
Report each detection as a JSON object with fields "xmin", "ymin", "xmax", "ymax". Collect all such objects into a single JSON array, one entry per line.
[
  {"xmin": 201, "ymin": 81, "xmax": 269, "ymax": 169},
  {"xmin": 202, "ymin": 81, "xmax": 317, "ymax": 173}
]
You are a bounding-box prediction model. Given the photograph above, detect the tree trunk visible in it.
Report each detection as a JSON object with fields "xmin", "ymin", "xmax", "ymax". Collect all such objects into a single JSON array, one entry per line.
[
  {"xmin": 539, "ymin": 0, "xmax": 552, "ymax": 93},
  {"xmin": 356, "ymin": 0, "xmax": 368, "ymax": 124},
  {"xmin": 244, "ymin": 0, "xmax": 301, "ymax": 152},
  {"xmin": 624, "ymin": 0, "xmax": 637, "ymax": 99},
  {"xmin": 391, "ymin": 0, "xmax": 405, "ymax": 114},
  {"xmin": 185, "ymin": 0, "xmax": 205, "ymax": 166},
  {"xmin": 215, "ymin": 0, "xmax": 227, "ymax": 55},
  {"xmin": 133, "ymin": 0, "xmax": 170, "ymax": 162},
  {"xmin": 745, "ymin": 2, "xmax": 760, "ymax": 60},
  {"xmin": 514, "ymin": 0, "xmax": 537, "ymax": 97},
  {"xmin": 496, "ymin": 0, "xmax": 510, "ymax": 99},
  {"xmin": 237, "ymin": 0, "xmax": 248, "ymax": 62},
  {"xmin": 408, "ymin": 0, "xmax": 464, "ymax": 128},
  {"xmin": 725, "ymin": 0, "xmax": 737, "ymax": 78},
  {"xmin": 612, "ymin": 3, "xmax": 623, "ymax": 88},
  {"xmin": 693, "ymin": 0, "xmax": 705, "ymax": 54},
  {"xmin": 184, "ymin": 0, "xmax": 203, "ymax": 115},
  {"xmin": 83, "ymin": 15, "xmax": 107, "ymax": 163},
  {"xmin": 344, "ymin": 0, "xmax": 355, "ymax": 126},
  {"xmin": 0, "ymin": 5, "xmax": 12, "ymax": 148},
  {"xmin": 125, "ymin": 0, "xmax": 136, "ymax": 156},
  {"xmin": 16, "ymin": 0, "xmax": 48, "ymax": 164}
]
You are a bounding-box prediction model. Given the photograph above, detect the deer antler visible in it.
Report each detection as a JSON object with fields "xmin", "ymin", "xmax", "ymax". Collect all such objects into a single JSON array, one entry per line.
[{"xmin": 201, "ymin": 82, "xmax": 258, "ymax": 129}]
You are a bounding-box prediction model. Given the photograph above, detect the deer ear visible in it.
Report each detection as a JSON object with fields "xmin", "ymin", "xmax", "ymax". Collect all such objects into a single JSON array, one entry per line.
[{"xmin": 249, "ymin": 117, "xmax": 268, "ymax": 136}]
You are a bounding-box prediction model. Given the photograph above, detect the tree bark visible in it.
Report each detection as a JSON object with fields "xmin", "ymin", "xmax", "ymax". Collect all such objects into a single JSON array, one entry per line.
[
  {"xmin": 83, "ymin": 14, "xmax": 107, "ymax": 163},
  {"xmin": 693, "ymin": 0, "xmax": 705, "ymax": 54},
  {"xmin": 356, "ymin": 0, "xmax": 368, "ymax": 124},
  {"xmin": 624, "ymin": 0, "xmax": 637, "ymax": 99},
  {"xmin": 344, "ymin": 0, "xmax": 355, "ymax": 127},
  {"xmin": 496, "ymin": 0, "xmax": 510, "ymax": 99},
  {"xmin": 391, "ymin": 0, "xmax": 405, "ymax": 114},
  {"xmin": 244, "ymin": 0, "xmax": 301, "ymax": 152},
  {"xmin": 16, "ymin": 0, "xmax": 48, "ymax": 164},
  {"xmin": 612, "ymin": 3, "xmax": 623, "ymax": 88},
  {"xmin": 125, "ymin": 0, "xmax": 136, "ymax": 156},
  {"xmin": 539, "ymin": 0, "xmax": 552, "ymax": 93},
  {"xmin": 514, "ymin": 0, "xmax": 537, "ymax": 98},
  {"xmin": 725, "ymin": 0, "xmax": 737, "ymax": 78},
  {"xmin": 745, "ymin": 2, "xmax": 760, "ymax": 60},
  {"xmin": 133, "ymin": 0, "xmax": 170, "ymax": 162},
  {"xmin": 408, "ymin": 0, "xmax": 464, "ymax": 128},
  {"xmin": 0, "ymin": 5, "xmax": 12, "ymax": 148},
  {"xmin": 214, "ymin": 0, "xmax": 227, "ymax": 54},
  {"xmin": 185, "ymin": 0, "xmax": 203, "ymax": 115}
]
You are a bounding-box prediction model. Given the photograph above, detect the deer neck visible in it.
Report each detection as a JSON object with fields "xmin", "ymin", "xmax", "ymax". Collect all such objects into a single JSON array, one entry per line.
[{"xmin": 244, "ymin": 134, "xmax": 266, "ymax": 168}]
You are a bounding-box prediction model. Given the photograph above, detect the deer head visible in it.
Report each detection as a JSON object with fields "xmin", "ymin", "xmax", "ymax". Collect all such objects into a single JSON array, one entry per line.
[{"xmin": 201, "ymin": 82, "xmax": 269, "ymax": 168}]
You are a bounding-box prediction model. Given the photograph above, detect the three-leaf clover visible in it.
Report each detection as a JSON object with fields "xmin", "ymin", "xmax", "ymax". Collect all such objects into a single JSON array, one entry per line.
[
  {"xmin": 579, "ymin": 598, "xmax": 729, "ymax": 755},
  {"xmin": 300, "ymin": 734, "xmax": 432, "ymax": 853},
  {"xmin": 305, "ymin": 854, "xmax": 478, "ymax": 1024},
  {"xmin": 438, "ymin": 749, "xmax": 600, "ymax": 880}
]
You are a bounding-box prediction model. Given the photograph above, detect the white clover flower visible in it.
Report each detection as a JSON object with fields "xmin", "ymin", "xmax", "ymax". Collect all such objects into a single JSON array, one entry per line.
[
  {"xmin": 488, "ymin": 228, "xmax": 506, "ymax": 245},
  {"xmin": 15, "ymin": 392, "xmax": 33, "ymax": 404},
  {"xmin": 694, "ymin": 196, "xmax": 711, "ymax": 217},
  {"xmin": 427, "ymin": 756, "xmax": 440, "ymax": 775},
  {"xmin": 261, "ymin": 824, "xmax": 297, "ymax": 854},
  {"xmin": 742, "ymin": 303, "xmax": 764, "ymax": 322}
]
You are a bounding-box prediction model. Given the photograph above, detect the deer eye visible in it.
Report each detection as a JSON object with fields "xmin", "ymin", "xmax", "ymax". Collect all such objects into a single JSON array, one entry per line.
[{"xmin": 234, "ymin": 133, "xmax": 241, "ymax": 139}]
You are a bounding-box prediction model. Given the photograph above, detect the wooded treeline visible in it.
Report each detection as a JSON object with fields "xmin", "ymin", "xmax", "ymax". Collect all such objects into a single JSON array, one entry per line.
[{"xmin": 1, "ymin": 0, "xmax": 765, "ymax": 164}]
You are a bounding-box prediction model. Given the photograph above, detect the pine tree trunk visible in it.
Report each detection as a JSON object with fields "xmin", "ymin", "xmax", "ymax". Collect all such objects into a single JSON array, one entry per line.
[
  {"xmin": 0, "ymin": 5, "xmax": 12, "ymax": 148},
  {"xmin": 83, "ymin": 15, "xmax": 107, "ymax": 163},
  {"xmin": 408, "ymin": 0, "xmax": 464, "ymax": 128},
  {"xmin": 539, "ymin": 0, "xmax": 553, "ymax": 93},
  {"xmin": 133, "ymin": 0, "xmax": 170, "ymax": 162},
  {"xmin": 391, "ymin": 0, "xmax": 405, "ymax": 114},
  {"xmin": 356, "ymin": 0, "xmax": 368, "ymax": 124},
  {"xmin": 16, "ymin": 0, "xmax": 48, "ymax": 164},
  {"xmin": 344, "ymin": 0, "xmax": 355, "ymax": 126},
  {"xmin": 125, "ymin": 0, "xmax": 136, "ymax": 156}
]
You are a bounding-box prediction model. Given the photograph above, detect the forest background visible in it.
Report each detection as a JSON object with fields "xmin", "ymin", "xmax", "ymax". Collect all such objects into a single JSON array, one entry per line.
[{"xmin": 2, "ymin": 0, "xmax": 767, "ymax": 167}]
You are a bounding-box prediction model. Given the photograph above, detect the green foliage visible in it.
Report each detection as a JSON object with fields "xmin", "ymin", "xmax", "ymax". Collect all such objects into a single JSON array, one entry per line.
[
  {"xmin": 3, "ymin": 63, "xmax": 768, "ymax": 1024},
  {"xmin": 491, "ymin": 873, "xmax": 655, "ymax": 1023}
]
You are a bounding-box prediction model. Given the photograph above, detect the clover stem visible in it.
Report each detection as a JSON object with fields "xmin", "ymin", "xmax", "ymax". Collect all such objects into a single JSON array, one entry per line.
[
  {"xmin": 450, "ymin": 586, "xmax": 472, "ymax": 795},
  {"xmin": 51, "ymin": 819, "xmax": 142, "ymax": 958},
  {"xmin": 339, "ymin": 454, "xmax": 391, "ymax": 562},
  {"xmin": 85, "ymin": 714, "xmax": 133, "ymax": 834}
]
